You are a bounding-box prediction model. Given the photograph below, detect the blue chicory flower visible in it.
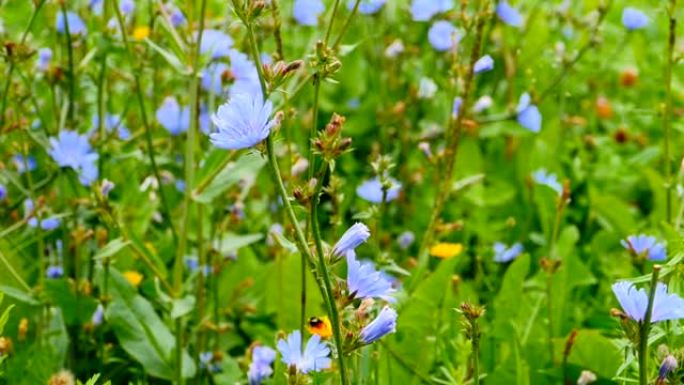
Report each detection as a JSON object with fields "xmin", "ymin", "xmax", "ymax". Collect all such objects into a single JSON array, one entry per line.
[
  {"xmin": 532, "ymin": 168, "xmax": 562, "ymax": 195},
  {"xmin": 622, "ymin": 8, "xmax": 648, "ymax": 30},
  {"xmin": 56, "ymin": 11, "xmax": 87, "ymax": 36},
  {"xmin": 453, "ymin": 97, "xmax": 463, "ymax": 117},
  {"xmin": 49, "ymin": 131, "xmax": 99, "ymax": 186},
  {"xmin": 101, "ymin": 179, "xmax": 115, "ymax": 197},
  {"xmin": 516, "ymin": 92, "xmax": 542, "ymax": 132},
  {"xmin": 169, "ymin": 6, "xmax": 186, "ymax": 27},
  {"xmin": 120, "ymin": 0, "xmax": 135, "ymax": 15},
  {"xmin": 333, "ymin": 223, "xmax": 371, "ymax": 257},
  {"xmin": 397, "ymin": 231, "xmax": 415, "ymax": 250},
  {"xmin": 210, "ymin": 92, "xmax": 276, "ymax": 150},
  {"xmin": 92, "ymin": 114, "xmax": 131, "ymax": 140},
  {"xmin": 360, "ymin": 306, "xmax": 398, "ymax": 343},
  {"xmin": 277, "ymin": 330, "xmax": 331, "ymax": 373},
  {"xmin": 410, "ymin": 0, "xmax": 453, "ymax": 22},
  {"xmin": 200, "ymin": 29, "xmax": 233, "ymax": 59},
  {"xmin": 612, "ymin": 281, "xmax": 684, "ymax": 323},
  {"xmin": 0, "ymin": 185, "xmax": 6, "ymax": 202},
  {"xmin": 13, "ymin": 155, "xmax": 37, "ymax": 173},
  {"xmin": 91, "ymin": 304, "xmax": 104, "ymax": 326},
  {"xmin": 347, "ymin": 251, "xmax": 396, "ymax": 302},
  {"xmin": 293, "ymin": 0, "xmax": 325, "ymax": 26},
  {"xmin": 90, "ymin": 0, "xmax": 104, "ymax": 15},
  {"xmin": 156, "ymin": 97, "xmax": 189, "ymax": 136},
  {"xmin": 248, "ymin": 346, "xmax": 276, "ymax": 385},
  {"xmin": 496, "ymin": 1, "xmax": 523, "ymax": 27},
  {"xmin": 428, "ymin": 20, "xmax": 459, "ymax": 51},
  {"xmin": 658, "ymin": 355, "xmax": 678, "ymax": 381},
  {"xmin": 46, "ymin": 265, "xmax": 64, "ymax": 279},
  {"xmin": 350, "ymin": 0, "xmax": 386, "ymax": 15},
  {"xmin": 493, "ymin": 242, "xmax": 523, "ymax": 263},
  {"xmin": 621, "ymin": 234, "xmax": 666, "ymax": 261},
  {"xmin": 199, "ymin": 351, "xmax": 221, "ymax": 373},
  {"xmin": 356, "ymin": 177, "xmax": 402, "ymax": 203},
  {"xmin": 473, "ymin": 54, "xmax": 494, "ymax": 73},
  {"xmin": 37, "ymin": 48, "xmax": 52, "ymax": 71}
]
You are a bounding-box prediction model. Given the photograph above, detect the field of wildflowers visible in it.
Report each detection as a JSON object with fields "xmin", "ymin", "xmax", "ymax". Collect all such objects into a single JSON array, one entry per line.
[{"xmin": 1, "ymin": 0, "xmax": 683, "ymax": 384}]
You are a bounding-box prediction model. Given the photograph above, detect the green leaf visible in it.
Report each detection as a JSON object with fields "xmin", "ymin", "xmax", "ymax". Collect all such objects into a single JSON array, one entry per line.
[
  {"xmin": 214, "ymin": 233, "xmax": 264, "ymax": 255},
  {"xmin": 144, "ymin": 38, "xmax": 190, "ymax": 75},
  {"xmin": 102, "ymin": 267, "xmax": 196, "ymax": 379},
  {"xmin": 193, "ymin": 152, "xmax": 267, "ymax": 204},
  {"xmin": 93, "ymin": 238, "xmax": 130, "ymax": 261},
  {"xmin": 170, "ymin": 295, "xmax": 196, "ymax": 319},
  {"xmin": 568, "ymin": 330, "xmax": 622, "ymax": 378},
  {"xmin": 270, "ymin": 231, "xmax": 298, "ymax": 254},
  {"xmin": 0, "ymin": 285, "xmax": 39, "ymax": 306}
]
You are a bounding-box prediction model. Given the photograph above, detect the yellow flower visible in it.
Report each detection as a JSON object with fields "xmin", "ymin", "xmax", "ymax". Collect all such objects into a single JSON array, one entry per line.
[
  {"xmin": 133, "ymin": 26, "xmax": 150, "ymax": 41},
  {"xmin": 306, "ymin": 316, "xmax": 333, "ymax": 339},
  {"xmin": 429, "ymin": 242, "xmax": 463, "ymax": 259},
  {"xmin": 123, "ymin": 270, "xmax": 144, "ymax": 287}
]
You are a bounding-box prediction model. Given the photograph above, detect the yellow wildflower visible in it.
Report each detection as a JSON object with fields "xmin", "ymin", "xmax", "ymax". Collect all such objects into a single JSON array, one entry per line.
[
  {"xmin": 123, "ymin": 270, "xmax": 144, "ymax": 287},
  {"xmin": 429, "ymin": 242, "xmax": 463, "ymax": 259},
  {"xmin": 133, "ymin": 26, "xmax": 150, "ymax": 41}
]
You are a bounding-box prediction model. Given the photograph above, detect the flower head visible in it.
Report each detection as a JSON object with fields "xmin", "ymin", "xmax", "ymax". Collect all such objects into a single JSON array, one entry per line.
[
  {"xmin": 397, "ymin": 231, "xmax": 415, "ymax": 250},
  {"xmin": 37, "ymin": 48, "xmax": 52, "ymax": 71},
  {"xmin": 622, "ymin": 8, "xmax": 648, "ymax": 30},
  {"xmin": 621, "ymin": 234, "xmax": 666, "ymax": 261},
  {"xmin": 156, "ymin": 97, "xmax": 189, "ymax": 136},
  {"xmin": 347, "ymin": 252, "xmax": 396, "ymax": 302},
  {"xmin": 532, "ymin": 169, "xmax": 562, "ymax": 195},
  {"xmin": 199, "ymin": 351, "xmax": 221, "ymax": 373},
  {"xmin": 473, "ymin": 95, "xmax": 493, "ymax": 113},
  {"xmin": 123, "ymin": 271, "xmax": 144, "ymax": 287},
  {"xmin": 199, "ymin": 29, "xmax": 233, "ymax": 59},
  {"xmin": 56, "ymin": 12, "xmax": 87, "ymax": 36},
  {"xmin": 612, "ymin": 281, "xmax": 684, "ymax": 323},
  {"xmin": 169, "ymin": 6, "xmax": 186, "ymax": 27},
  {"xmin": 120, "ymin": 0, "xmax": 135, "ymax": 15},
  {"xmin": 493, "ymin": 242, "xmax": 523, "ymax": 263},
  {"xmin": 577, "ymin": 370, "xmax": 597, "ymax": 385},
  {"xmin": 91, "ymin": 304, "xmax": 104, "ymax": 326},
  {"xmin": 516, "ymin": 93, "xmax": 542, "ymax": 132},
  {"xmin": 410, "ymin": 0, "xmax": 452, "ymax": 21},
  {"xmin": 333, "ymin": 223, "xmax": 371, "ymax": 257},
  {"xmin": 293, "ymin": 0, "xmax": 325, "ymax": 26},
  {"xmin": 418, "ymin": 77, "xmax": 438, "ymax": 99},
  {"xmin": 428, "ymin": 21, "xmax": 459, "ymax": 51},
  {"xmin": 92, "ymin": 114, "xmax": 131, "ymax": 140},
  {"xmin": 453, "ymin": 97, "xmax": 463, "ymax": 117},
  {"xmin": 356, "ymin": 177, "xmax": 402, "ymax": 203},
  {"xmin": 350, "ymin": 0, "xmax": 386, "ymax": 14},
  {"xmin": 360, "ymin": 306, "xmax": 398, "ymax": 343},
  {"xmin": 658, "ymin": 355, "xmax": 678, "ymax": 380},
  {"xmin": 473, "ymin": 55, "xmax": 494, "ymax": 74},
  {"xmin": 496, "ymin": 1, "xmax": 523, "ymax": 27},
  {"xmin": 277, "ymin": 330, "xmax": 331, "ymax": 374},
  {"xmin": 46, "ymin": 265, "xmax": 64, "ymax": 279},
  {"xmin": 49, "ymin": 131, "xmax": 99, "ymax": 186},
  {"xmin": 29, "ymin": 217, "xmax": 60, "ymax": 230},
  {"xmin": 248, "ymin": 346, "xmax": 276, "ymax": 385},
  {"xmin": 13, "ymin": 155, "xmax": 37, "ymax": 174},
  {"xmin": 210, "ymin": 93, "xmax": 276, "ymax": 150},
  {"xmin": 0, "ymin": 185, "xmax": 6, "ymax": 202},
  {"xmin": 430, "ymin": 242, "xmax": 463, "ymax": 258}
]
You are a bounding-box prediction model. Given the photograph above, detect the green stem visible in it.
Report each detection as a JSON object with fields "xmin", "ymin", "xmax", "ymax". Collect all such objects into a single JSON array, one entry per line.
[
  {"xmin": 638, "ymin": 265, "xmax": 661, "ymax": 385},
  {"xmin": 308, "ymin": 75, "xmax": 321, "ymax": 177},
  {"xmin": 663, "ymin": 0, "xmax": 677, "ymax": 224},
  {"xmin": 323, "ymin": 0, "xmax": 342, "ymax": 46},
  {"xmin": 472, "ymin": 321, "xmax": 480, "ymax": 385},
  {"xmin": 60, "ymin": 3, "xmax": 77, "ymax": 125},
  {"xmin": 270, "ymin": 0, "xmax": 285, "ymax": 60},
  {"xmin": 112, "ymin": 0, "xmax": 178, "ymax": 245},
  {"xmin": 332, "ymin": 0, "xmax": 361, "ymax": 49}
]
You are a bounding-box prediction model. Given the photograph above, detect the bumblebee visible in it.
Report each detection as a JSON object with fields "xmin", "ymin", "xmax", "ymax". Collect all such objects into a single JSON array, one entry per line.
[{"xmin": 306, "ymin": 316, "xmax": 333, "ymax": 339}]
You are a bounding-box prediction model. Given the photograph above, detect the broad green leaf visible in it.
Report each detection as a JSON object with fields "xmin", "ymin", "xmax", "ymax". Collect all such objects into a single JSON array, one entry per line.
[
  {"xmin": 193, "ymin": 152, "xmax": 267, "ymax": 204},
  {"xmin": 0, "ymin": 285, "xmax": 39, "ymax": 306},
  {"xmin": 568, "ymin": 330, "xmax": 622, "ymax": 378},
  {"xmin": 214, "ymin": 232, "xmax": 264, "ymax": 255},
  {"xmin": 93, "ymin": 238, "xmax": 130, "ymax": 261},
  {"xmin": 170, "ymin": 295, "xmax": 196, "ymax": 319}
]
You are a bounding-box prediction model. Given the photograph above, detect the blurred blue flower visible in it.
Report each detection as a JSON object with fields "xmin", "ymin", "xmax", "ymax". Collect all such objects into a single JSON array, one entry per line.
[
  {"xmin": 428, "ymin": 20, "xmax": 459, "ymax": 51},
  {"xmin": 13, "ymin": 154, "xmax": 37, "ymax": 173},
  {"xmin": 473, "ymin": 54, "xmax": 494, "ymax": 73},
  {"xmin": 496, "ymin": 1, "xmax": 522, "ymax": 27},
  {"xmin": 29, "ymin": 216, "xmax": 61, "ymax": 230},
  {"xmin": 200, "ymin": 29, "xmax": 233, "ymax": 59},
  {"xmin": 101, "ymin": 179, "xmax": 115, "ymax": 197},
  {"xmin": 622, "ymin": 8, "xmax": 648, "ymax": 30},
  {"xmin": 410, "ymin": 0, "xmax": 452, "ymax": 22},
  {"xmin": 90, "ymin": 0, "xmax": 104, "ymax": 15},
  {"xmin": 293, "ymin": 0, "xmax": 325, "ymax": 26},
  {"xmin": 516, "ymin": 92, "xmax": 541, "ymax": 132},
  {"xmin": 56, "ymin": 11, "xmax": 87, "ymax": 36},
  {"xmin": 620, "ymin": 234, "xmax": 666, "ymax": 261},
  {"xmin": 248, "ymin": 346, "xmax": 276, "ymax": 385},
  {"xmin": 493, "ymin": 242, "xmax": 523, "ymax": 263},
  {"xmin": 202, "ymin": 62, "xmax": 229, "ymax": 95},
  {"xmin": 267, "ymin": 223, "xmax": 284, "ymax": 247},
  {"xmin": 46, "ymin": 265, "xmax": 64, "ymax": 279},
  {"xmin": 0, "ymin": 185, "xmax": 6, "ymax": 202},
  {"xmin": 277, "ymin": 330, "xmax": 331, "ymax": 373},
  {"xmin": 356, "ymin": 177, "xmax": 402, "ymax": 203},
  {"xmin": 201, "ymin": 50, "xmax": 261, "ymax": 97},
  {"xmin": 417, "ymin": 77, "xmax": 438, "ymax": 99},
  {"xmin": 452, "ymin": 96, "xmax": 463, "ymax": 117},
  {"xmin": 397, "ymin": 231, "xmax": 415, "ymax": 250},
  {"xmin": 612, "ymin": 281, "xmax": 684, "ymax": 322},
  {"xmin": 333, "ymin": 223, "xmax": 371, "ymax": 257},
  {"xmin": 658, "ymin": 355, "xmax": 678, "ymax": 381},
  {"xmin": 532, "ymin": 168, "xmax": 562, "ymax": 195},
  {"xmin": 92, "ymin": 114, "xmax": 131, "ymax": 140},
  {"xmin": 37, "ymin": 48, "xmax": 52, "ymax": 71},
  {"xmin": 347, "ymin": 251, "xmax": 396, "ymax": 302},
  {"xmin": 91, "ymin": 303, "xmax": 104, "ymax": 326},
  {"xmin": 49, "ymin": 131, "xmax": 99, "ymax": 186},
  {"xmin": 210, "ymin": 93, "xmax": 276, "ymax": 150},
  {"xmin": 120, "ymin": 0, "xmax": 135, "ymax": 15},
  {"xmin": 199, "ymin": 351, "xmax": 221, "ymax": 373},
  {"xmin": 350, "ymin": 0, "xmax": 386, "ymax": 15},
  {"xmin": 156, "ymin": 97, "xmax": 189, "ymax": 135},
  {"xmin": 175, "ymin": 179, "xmax": 186, "ymax": 193},
  {"xmin": 360, "ymin": 306, "xmax": 397, "ymax": 343},
  {"xmin": 169, "ymin": 6, "xmax": 186, "ymax": 27},
  {"xmin": 473, "ymin": 95, "xmax": 493, "ymax": 113}
]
